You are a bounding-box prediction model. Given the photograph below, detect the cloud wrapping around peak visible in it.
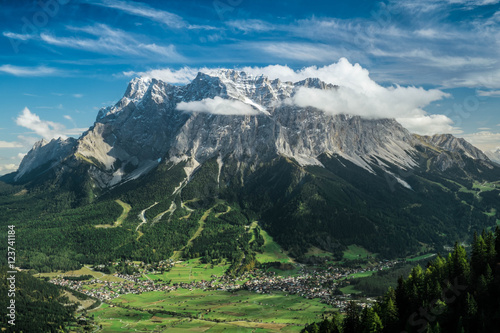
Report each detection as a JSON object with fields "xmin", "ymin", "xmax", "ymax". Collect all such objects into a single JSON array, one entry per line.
[
  {"xmin": 243, "ymin": 58, "xmax": 455, "ymax": 134},
  {"xmin": 130, "ymin": 58, "xmax": 457, "ymax": 134},
  {"xmin": 177, "ymin": 97, "xmax": 259, "ymax": 116}
]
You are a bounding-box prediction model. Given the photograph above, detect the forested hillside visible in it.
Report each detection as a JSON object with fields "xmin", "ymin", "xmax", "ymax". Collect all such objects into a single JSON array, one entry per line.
[{"xmin": 303, "ymin": 228, "xmax": 500, "ymax": 333}]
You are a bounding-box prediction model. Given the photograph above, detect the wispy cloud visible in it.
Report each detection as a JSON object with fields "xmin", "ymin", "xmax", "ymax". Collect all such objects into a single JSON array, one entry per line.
[
  {"xmin": 2, "ymin": 31, "xmax": 34, "ymax": 41},
  {"xmin": 0, "ymin": 65, "xmax": 61, "ymax": 77},
  {"xmin": 226, "ymin": 19, "xmax": 276, "ymax": 33},
  {"xmin": 477, "ymin": 89, "xmax": 500, "ymax": 97},
  {"xmin": 73, "ymin": 94, "xmax": 83, "ymax": 98},
  {"xmin": 0, "ymin": 141, "xmax": 23, "ymax": 148},
  {"xmin": 123, "ymin": 67, "xmax": 205, "ymax": 84},
  {"xmin": 251, "ymin": 42, "xmax": 346, "ymax": 62},
  {"xmin": 225, "ymin": 6, "xmax": 500, "ymax": 88},
  {"xmin": 40, "ymin": 24, "xmax": 182, "ymax": 59},
  {"xmin": 89, "ymin": 0, "xmax": 213, "ymax": 29}
]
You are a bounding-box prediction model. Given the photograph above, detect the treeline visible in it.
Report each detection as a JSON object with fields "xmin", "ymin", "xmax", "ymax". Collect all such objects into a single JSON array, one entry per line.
[{"xmin": 303, "ymin": 228, "xmax": 500, "ymax": 332}]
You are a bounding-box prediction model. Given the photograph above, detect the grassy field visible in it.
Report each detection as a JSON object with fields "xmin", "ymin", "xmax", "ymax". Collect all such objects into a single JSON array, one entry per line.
[
  {"xmin": 89, "ymin": 288, "xmax": 330, "ymax": 332},
  {"xmin": 91, "ymin": 302, "xmax": 306, "ymax": 332},
  {"xmin": 339, "ymin": 285, "xmax": 362, "ymax": 295},
  {"xmin": 146, "ymin": 259, "xmax": 230, "ymax": 283},
  {"xmin": 94, "ymin": 199, "xmax": 131, "ymax": 229},
  {"xmin": 37, "ymin": 265, "xmax": 125, "ymax": 282},
  {"xmin": 256, "ymin": 229, "xmax": 294, "ymax": 264},
  {"xmin": 343, "ymin": 245, "xmax": 373, "ymax": 260}
]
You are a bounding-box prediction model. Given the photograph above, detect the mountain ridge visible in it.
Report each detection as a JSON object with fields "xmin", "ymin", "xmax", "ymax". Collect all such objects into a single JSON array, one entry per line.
[{"xmin": 12, "ymin": 70, "xmax": 489, "ymax": 187}]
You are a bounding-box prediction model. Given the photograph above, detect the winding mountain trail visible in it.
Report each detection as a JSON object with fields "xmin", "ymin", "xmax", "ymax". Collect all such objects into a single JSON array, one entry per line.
[
  {"xmin": 152, "ymin": 201, "xmax": 176, "ymax": 224},
  {"xmin": 135, "ymin": 202, "xmax": 159, "ymax": 239}
]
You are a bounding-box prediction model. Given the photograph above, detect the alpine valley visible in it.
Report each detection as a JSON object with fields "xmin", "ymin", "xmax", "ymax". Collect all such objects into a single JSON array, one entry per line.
[{"xmin": 1, "ymin": 69, "xmax": 500, "ymax": 272}]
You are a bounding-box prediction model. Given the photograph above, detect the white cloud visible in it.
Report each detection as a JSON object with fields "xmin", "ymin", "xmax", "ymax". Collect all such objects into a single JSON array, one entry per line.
[
  {"xmin": 73, "ymin": 94, "xmax": 83, "ymax": 98},
  {"xmin": 461, "ymin": 131, "xmax": 500, "ymax": 151},
  {"xmin": 0, "ymin": 141, "xmax": 23, "ymax": 148},
  {"xmin": 0, "ymin": 163, "xmax": 17, "ymax": 175},
  {"xmin": 2, "ymin": 31, "xmax": 34, "ymax": 41},
  {"xmin": 128, "ymin": 58, "xmax": 456, "ymax": 134},
  {"xmin": 0, "ymin": 65, "xmax": 60, "ymax": 77},
  {"xmin": 15, "ymin": 108, "xmax": 85, "ymax": 141},
  {"xmin": 16, "ymin": 107, "xmax": 67, "ymax": 140},
  {"xmin": 243, "ymin": 58, "xmax": 453, "ymax": 134},
  {"xmin": 40, "ymin": 24, "xmax": 182, "ymax": 59},
  {"xmin": 177, "ymin": 97, "xmax": 260, "ymax": 116}
]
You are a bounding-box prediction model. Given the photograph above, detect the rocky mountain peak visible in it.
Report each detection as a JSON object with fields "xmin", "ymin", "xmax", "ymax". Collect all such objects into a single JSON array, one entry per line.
[
  {"xmin": 421, "ymin": 134, "xmax": 489, "ymax": 160},
  {"xmin": 11, "ymin": 68, "xmax": 496, "ymax": 188},
  {"xmin": 15, "ymin": 137, "xmax": 77, "ymax": 181}
]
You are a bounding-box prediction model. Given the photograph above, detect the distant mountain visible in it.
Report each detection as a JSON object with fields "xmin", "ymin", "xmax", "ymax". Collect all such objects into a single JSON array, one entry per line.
[
  {"xmin": 2, "ymin": 69, "xmax": 500, "ymax": 267},
  {"xmin": 485, "ymin": 147, "xmax": 500, "ymax": 164}
]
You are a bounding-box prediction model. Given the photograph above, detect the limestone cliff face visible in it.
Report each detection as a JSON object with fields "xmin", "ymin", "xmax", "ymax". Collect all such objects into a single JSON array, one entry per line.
[
  {"xmin": 15, "ymin": 137, "xmax": 76, "ymax": 181},
  {"xmin": 14, "ymin": 70, "xmax": 492, "ymax": 187},
  {"xmin": 414, "ymin": 134, "xmax": 492, "ymax": 172}
]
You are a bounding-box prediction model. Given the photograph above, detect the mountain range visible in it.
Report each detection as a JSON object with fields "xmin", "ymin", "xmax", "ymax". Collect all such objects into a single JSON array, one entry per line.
[{"xmin": 2, "ymin": 69, "xmax": 500, "ymax": 269}]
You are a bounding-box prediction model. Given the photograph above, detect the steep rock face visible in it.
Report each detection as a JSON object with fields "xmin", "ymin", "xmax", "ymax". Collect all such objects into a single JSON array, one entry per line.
[
  {"xmin": 15, "ymin": 137, "xmax": 77, "ymax": 181},
  {"xmin": 413, "ymin": 134, "xmax": 495, "ymax": 172},
  {"xmin": 12, "ymin": 70, "xmax": 490, "ymax": 188},
  {"xmin": 421, "ymin": 134, "xmax": 489, "ymax": 160},
  {"xmin": 70, "ymin": 70, "xmax": 420, "ymax": 187}
]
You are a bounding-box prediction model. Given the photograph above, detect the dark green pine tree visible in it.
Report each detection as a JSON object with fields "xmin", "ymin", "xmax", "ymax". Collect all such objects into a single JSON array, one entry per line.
[
  {"xmin": 359, "ymin": 307, "xmax": 383, "ymax": 333},
  {"xmin": 343, "ymin": 301, "xmax": 361, "ymax": 333}
]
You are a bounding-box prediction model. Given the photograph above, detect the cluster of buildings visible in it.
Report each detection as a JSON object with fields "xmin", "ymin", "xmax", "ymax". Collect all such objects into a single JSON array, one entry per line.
[{"xmin": 49, "ymin": 258, "xmax": 403, "ymax": 310}]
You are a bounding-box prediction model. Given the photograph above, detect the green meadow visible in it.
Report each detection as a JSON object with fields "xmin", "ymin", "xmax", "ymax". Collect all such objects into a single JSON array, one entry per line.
[
  {"xmin": 343, "ymin": 245, "xmax": 373, "ymax": 260},
  {"xmin": 255, "ymin": 229, "xmax": 294, "ymax": 264},
  {"xmin": 145, "ymin": 259, "xmax": 230, "ymax": 283},
  {"xmin": 90, "ymin": 289, "xmax": 331, "ymax": 332}
]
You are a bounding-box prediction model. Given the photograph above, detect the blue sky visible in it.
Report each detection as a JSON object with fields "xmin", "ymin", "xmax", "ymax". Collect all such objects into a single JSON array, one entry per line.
[{"xmin": 1, "ymin": 0, "xmax": 500, "ymax": 174}]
